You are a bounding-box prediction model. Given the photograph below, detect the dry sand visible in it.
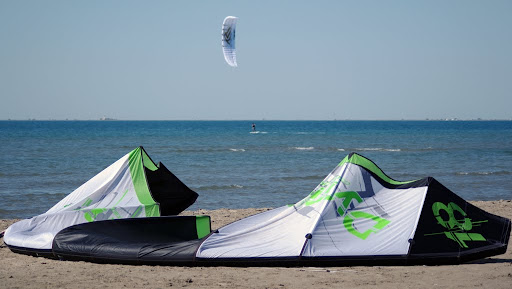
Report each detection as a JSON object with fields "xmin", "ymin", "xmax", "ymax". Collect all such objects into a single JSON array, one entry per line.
[{"xmin": 1, "ymin": 201, "xmax": 511, "ymax": 289}]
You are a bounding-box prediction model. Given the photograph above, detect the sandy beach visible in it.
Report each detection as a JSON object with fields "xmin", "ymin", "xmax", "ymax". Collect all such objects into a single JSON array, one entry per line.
[{"xmin": 1, "ymin": 201, "xmax": 511, "ymax": 289}]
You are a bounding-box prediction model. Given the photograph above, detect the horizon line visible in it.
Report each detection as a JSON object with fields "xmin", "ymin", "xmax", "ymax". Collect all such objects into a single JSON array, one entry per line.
[{"xmin": 2, "ymin": 118, "xmax": 511, "ymax": 122}]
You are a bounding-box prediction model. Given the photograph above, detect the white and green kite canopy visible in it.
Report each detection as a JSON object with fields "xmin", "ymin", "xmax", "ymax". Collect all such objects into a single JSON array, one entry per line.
[
  {"xmin": 196, "ymin": 154, "xmax": 426, "ymax": 258},
  {"xmin": 4, "ymin": 151, "xmax": 510, "ymax": 265},
  {"xmin": 4, "ymin": 147, "xmax": 197, "ymax": 251}
]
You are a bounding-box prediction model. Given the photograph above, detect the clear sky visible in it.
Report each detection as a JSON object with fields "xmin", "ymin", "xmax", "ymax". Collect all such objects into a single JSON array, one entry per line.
[{"xmin": 1, "ymin": 1, "xmax": 511, "ymax": 120}]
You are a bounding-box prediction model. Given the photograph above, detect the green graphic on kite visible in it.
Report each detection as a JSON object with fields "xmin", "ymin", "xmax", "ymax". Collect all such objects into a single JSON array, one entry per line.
[
  {"xmin": 304, "ymin": 182, "xmax": 391, "ymax": 240},
  {"xmin": 425, "ymin": 201, "xmax": 488, "ymax": 248}
]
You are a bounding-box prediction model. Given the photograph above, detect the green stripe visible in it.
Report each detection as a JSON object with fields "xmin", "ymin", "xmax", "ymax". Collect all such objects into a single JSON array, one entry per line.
[
  {"xmin": 113, "ymin": 189, "xmax": 129, "ymax": 207},
  {"xmin": 131, "ymin": 205, "xmax": 142, "ymax": 218},
  {"xmin": 144, "ymin": 204, "xmax": 160, "ymax": 217},
  {"xmin": 195, "ymin": 216, "xmax": 211, "ymax": 239},
  {"xmin": 142, "ymin": 148, "xmax": 158, "ymax": 171},
  {"xmin": 128, "ymin": 147, "xmax": 160, "ymax": 217},
  {"xmin": 340, "ymin": 153, "xmax": 417, "ymax": 185}
]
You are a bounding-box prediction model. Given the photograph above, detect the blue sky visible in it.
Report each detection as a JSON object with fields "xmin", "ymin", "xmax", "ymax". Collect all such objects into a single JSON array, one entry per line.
[{"xmin": 1, "ymin": 1, "xmax": 511, "ymax": 120}]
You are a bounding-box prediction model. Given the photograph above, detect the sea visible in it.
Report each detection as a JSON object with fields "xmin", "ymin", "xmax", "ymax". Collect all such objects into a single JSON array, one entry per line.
[{"xmin": 1, "ymin": 120, "xmax": 511, "ymax": 219}]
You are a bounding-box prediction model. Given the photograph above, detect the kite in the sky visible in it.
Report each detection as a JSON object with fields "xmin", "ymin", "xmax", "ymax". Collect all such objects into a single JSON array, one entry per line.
[{"xmin": 222, "ymin": 16, "xmax": 238, "ymax": 67}]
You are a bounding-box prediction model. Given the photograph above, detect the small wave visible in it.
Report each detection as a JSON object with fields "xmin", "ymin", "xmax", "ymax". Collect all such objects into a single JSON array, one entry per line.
[
  {"xmin": 250, "ymin": 131, "xmax": 268, "ymax": 134},
  {"xmin": 455, "ymin": 171, "xmax": 511, "ymax": 176},
  {"xmin": 171, "ymin": 147, "xmax": 250, "ymax": 153},
  {"xmin": 1, "ymin": 171, "xmax": 75, "ymax": 178},
  {"xmin": 193, "ymin": 184, "xmax": 244, "ymax": 191},
  {"xmin": 353, "ymin": 148, "xmax": 401, "ymax": 152},
  {"xmin": 355, "ymin": 148, "xmax": 383, "ymax": 151},
  {"xmin": 292, "ymin": 147, "xmax": 314, "ymax": 151},
  {"xmin": 277, "ymin": 175, "xmax": 325, "ymax": 181},
  {"xmin": 337, "ymin": 149, "xmax": 346, "ymax": 151},
  {"xmin": 171, "ymin": 148, "xmax": 225, "ymax": 153},
  {"xmin": 340, "ymin": 147, "xmax": 435, "ymax": 153},
  {"xmin": 408, "ymin": 147, "xmax": 435, "ymax": 152},
  {"xmin": 229, "ymin": 148, "xmax": 246, "ymax": 152},
  {"xmin": 294, "ymin": 132, "xmax": 325, "ymax": 135}
]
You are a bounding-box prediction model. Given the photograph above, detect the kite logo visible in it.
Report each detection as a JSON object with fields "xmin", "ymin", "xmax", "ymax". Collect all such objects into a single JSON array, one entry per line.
[
  {"xmin": 73, "ymin": 190, "xmax": 144, "ymax": 222},
  {"xmin": 427, "ymin": 202, "xmax": 487, "ymax": 248},
  {"xmin": 336, "ymin": 191, "xmax": 391, "ymax": 240},
  {"xmin": 223, "ymin": 27, "xmax": 232, "ymax": 45},
  {"xmin": 304, "ymin": 183, "xmax": 391, "ymax": 240},
  {"xmin": 304, "ymin": 177, "xmax": 341, "ymax": 206}
]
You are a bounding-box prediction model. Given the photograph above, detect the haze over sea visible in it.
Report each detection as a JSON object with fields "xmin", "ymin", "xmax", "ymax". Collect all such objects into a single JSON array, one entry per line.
[{"xmin": 1, "ymin": 120, "xmax": 511, "ymax": 219}]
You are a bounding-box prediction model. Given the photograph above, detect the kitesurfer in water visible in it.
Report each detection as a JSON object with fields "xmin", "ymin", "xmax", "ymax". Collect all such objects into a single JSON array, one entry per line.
[{"xmin": 252, "ymin": 123, "xmax": 256, "ymax": 132}]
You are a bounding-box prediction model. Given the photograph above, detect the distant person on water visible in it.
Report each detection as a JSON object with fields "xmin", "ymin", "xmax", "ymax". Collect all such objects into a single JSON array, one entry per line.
[{"xmin": 252, "ymin": 123, "xmax": 256, "ymax": 131}]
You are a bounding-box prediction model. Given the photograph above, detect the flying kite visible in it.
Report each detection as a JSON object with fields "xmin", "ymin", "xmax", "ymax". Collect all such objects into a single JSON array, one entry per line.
[{"xmin": 222, "ymin": 16, "xmax": 238, "ymax": 67}]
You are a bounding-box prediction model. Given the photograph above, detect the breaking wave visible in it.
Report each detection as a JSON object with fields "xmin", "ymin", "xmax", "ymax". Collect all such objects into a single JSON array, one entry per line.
[
  {"xmin": 229, "ymin": 148, "xmax": 246, "ymax": 152},
  {"xmin": 455, "ymin": 171, "xmax": 511, "ymax": 176},
  {"xmin": 294, "ymin": 132, "xmax": 325, "ymax": 135},
  {"xmin": 276, "ymin": 175, "xmax": 325, "ymax": 181},
  {"xmin": 292, "ymin": 147, "xmax": 314, "ymax": 151},
  {"xmin": 170, "ymin": 148, "xmax": 229, "ymax": 153},
  {"xmin": 353, "ymin": 148, "xmax": 401, "ymax": 152},
  {"xmin": 334, "ymin": 147, "xmax": 437, "ymax": 153},
  {"xmin": 193, "ymin": 184, "xmax": 244, "ymax": 191}
]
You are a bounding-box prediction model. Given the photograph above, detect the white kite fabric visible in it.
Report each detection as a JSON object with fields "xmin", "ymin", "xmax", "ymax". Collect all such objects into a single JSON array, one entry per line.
[
  {"xmin": 222, "ymin": 16, "xmax": 238, "ymax": 67},
  {"xmin": 4, "ymin": 150, "xmax": 510, "ymax": 265},
  {"xmin": 4, "ymin": 147, "xmax": 161, "ymax": 250},
  {"xmin": 197, "ymin": 156, "xmax": 427, "ymax": 258}
]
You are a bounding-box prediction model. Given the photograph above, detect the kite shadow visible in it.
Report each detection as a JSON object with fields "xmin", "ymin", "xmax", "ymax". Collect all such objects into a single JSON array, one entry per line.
[{"xmin": 467, "ymin": 258, "xmax": 512, "ymax": 264}]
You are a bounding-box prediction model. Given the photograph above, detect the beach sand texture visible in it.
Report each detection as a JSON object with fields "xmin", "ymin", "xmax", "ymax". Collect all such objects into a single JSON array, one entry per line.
[{"xmin": 1, "ymin": 201, "xmax": 511, "ymax": 289}]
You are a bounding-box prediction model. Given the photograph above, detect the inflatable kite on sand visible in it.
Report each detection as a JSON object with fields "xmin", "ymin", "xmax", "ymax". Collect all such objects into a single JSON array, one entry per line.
[
  {"xmin": 3, "ymin": 147, "xmax": 198, "ymax": 254},
  {"xmin": 4, "ymin": 147, "xmax": 510, "ymax": 266}
]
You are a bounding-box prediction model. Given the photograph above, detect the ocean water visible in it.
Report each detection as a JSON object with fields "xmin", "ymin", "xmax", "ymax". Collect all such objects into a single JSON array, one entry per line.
[{"xmin": 1, "ymin": 120, "xmax": 511, "ymax": 219}]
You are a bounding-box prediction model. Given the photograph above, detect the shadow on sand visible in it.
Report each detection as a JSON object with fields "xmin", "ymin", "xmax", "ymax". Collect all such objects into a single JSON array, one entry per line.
[{"xmin": 467, "ymin": 258, "xmax": 512, "ymax": 264}]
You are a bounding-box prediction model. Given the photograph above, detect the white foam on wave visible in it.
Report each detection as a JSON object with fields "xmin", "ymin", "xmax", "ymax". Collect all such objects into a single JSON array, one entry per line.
[
  {"xmin": 229, "ymin": 148, "xmax": 246, "ymax": 152},
  {"xmin": 195, "ymin": 184, "xmax": 244, "ymax": 190},
  {"xmin": 337, "ymin": 148, "xmax": 346, "ymax": 151},
  {"xmin": 456, "ymin": 172, "xmax": 490, "ymax": 176},
  {"xmin": 293, "ymin": 147, "xmax": 314, "ymax": 151},
  {"xmin": 355, "ymin": 148, "xmax": 401, "ymax": 152},
  {"xmin": 456, "ymin": 171, "xmax": 510, "ymax": 176}
]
